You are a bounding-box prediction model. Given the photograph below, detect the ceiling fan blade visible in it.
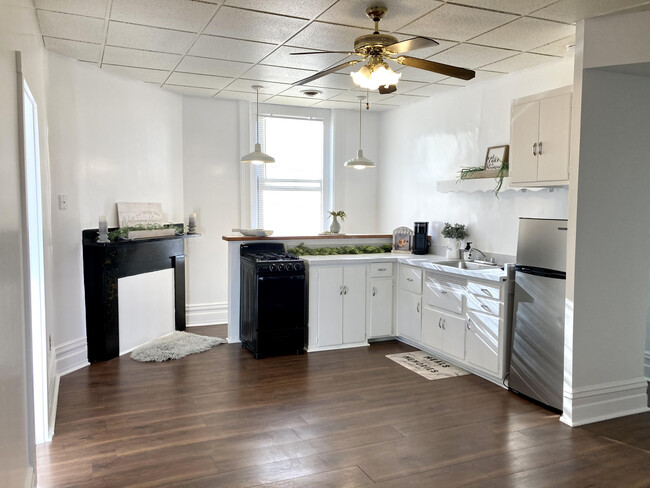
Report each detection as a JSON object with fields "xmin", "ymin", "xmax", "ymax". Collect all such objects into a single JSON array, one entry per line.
[
  {"xmin": 395, "ymin": 55, "xmax": 475, "ymax": 81},
  {"xmin": 378, "ymin": 84, "xmax": 397, "ymax": 95},
  {"xmin": 385, "ymin": 36, "xmax": 439, "ymax": 54},
  {"xmin": 292, "ymin": 60, "xmax": 361, "ymax": 86},
  {"xmin": 290, "ymin": 50, "xmax": 358, "ymax": 56}
]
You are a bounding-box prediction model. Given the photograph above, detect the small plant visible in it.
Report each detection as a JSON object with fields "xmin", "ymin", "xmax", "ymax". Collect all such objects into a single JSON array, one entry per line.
[
  {"xmin": 441, "ymin": 223, "xmax": 468, "ymax": 240},
  {"xmin": 328, "ymin": 210, "xmax": 346, "ymax": 221},
  {"xmin": 458, "ymin": 159, "xmax": 509, "ymax": 198}
]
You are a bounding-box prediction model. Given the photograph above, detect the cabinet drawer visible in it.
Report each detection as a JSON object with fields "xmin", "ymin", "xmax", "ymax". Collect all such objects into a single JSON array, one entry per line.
[
  {"xmin": 423, "ymin": 281, "xmax": 463, "ymax": 315},
  {"xmin": 370, "ymin": 262, "xmax": 393, "ymax": 278},
  {"xmin": 467, "ymin": 281, "xmax": 501, "ymax": 300},
  {"xmin": 467, "ymin": 294, "xmax": 502, "ymax": 317},
  {"xmin": 399, "ymin": 266, "xmax": 422, "ymax": 294}
]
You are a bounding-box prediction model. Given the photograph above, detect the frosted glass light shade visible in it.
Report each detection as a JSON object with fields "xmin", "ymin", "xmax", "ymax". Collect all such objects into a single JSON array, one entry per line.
[
  {"xmin": 351, "ymin": 63, "xmax": 401, "ymax": 90},
  {"xmin": 344, "ymin": 149, "xmax": 375, "ymax": 170},
  {"xmin": 240, "ymin": 142, "xmax": 275, "ymax": 164}
]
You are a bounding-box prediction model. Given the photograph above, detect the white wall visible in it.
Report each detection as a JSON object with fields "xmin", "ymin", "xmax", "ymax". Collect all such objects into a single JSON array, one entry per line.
[
  {"xmin": 46, "ymin": 53, "xmax": 184, "ymax": 357},
  {"xmin": 377, "ymin": 57, "xmax": 574, "ymax": 255}
]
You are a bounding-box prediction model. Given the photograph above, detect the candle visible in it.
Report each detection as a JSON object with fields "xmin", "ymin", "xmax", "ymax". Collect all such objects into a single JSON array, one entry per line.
[
  {"xmin": 189, "ymin": 213, "xmax": 196, "ymax": 227},
  {"xmin": 98, "ymin": 216, "xmax": 108, "ymax": 234}
]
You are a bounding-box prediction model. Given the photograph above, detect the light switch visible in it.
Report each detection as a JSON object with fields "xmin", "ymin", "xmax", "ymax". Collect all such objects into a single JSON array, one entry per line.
[{"xmin": 58, "ymin": 194, "xmax": 68, "ymax": 210}]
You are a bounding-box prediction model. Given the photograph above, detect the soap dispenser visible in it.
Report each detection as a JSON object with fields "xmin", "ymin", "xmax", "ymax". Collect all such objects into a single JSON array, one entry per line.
[{"xmin": 463, "ymin": 242, "xmax": 472, "ymax": 261}]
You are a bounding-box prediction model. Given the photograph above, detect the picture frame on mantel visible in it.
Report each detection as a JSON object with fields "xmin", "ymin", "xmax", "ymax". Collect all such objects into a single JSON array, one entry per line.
[{"xmin": 484, "ymin": 145, "xmax": 509, "ymax": 170}]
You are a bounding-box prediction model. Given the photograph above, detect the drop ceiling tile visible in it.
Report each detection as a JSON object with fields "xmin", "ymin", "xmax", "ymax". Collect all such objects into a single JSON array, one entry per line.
[
  {"xmin": 37, "ymin": 10, "xmax": 105, "ymax": 43},
  {"xmin": 393, "ymin": 66, "xmax": 448, "ymax": 83},
  {"xmin": 304, "ymin": 72, "xmax": 358, "ymax": 90},
  {"xmin": 167, "ymin": 72, "xmax": 233, "ymax": 89},
  {"xmin": 224, "ymin": 0, "xmax": 333, "ymax": 19},
  {"xmin": 215, "ymin": 90, "xmax": 258, "ymax": 101},
  {"xmin": 287, "ymin": 22, "xmax": 370, "ymax": 52},
  {"xmin": 102, "ymin": 64, "xmax": 169, "ymax": 83},
  {"xmin": 481, "ymin": 52, "xmax": 557, "ymax": 72},
  {"xmin": 189, "ymin": 35, "xmax": 276, "ymax": 63},
  {"xmin": 439, "ymin": 69, "xmax": 504, "ymax": 85},
  {"xmin": 35, "ymin": 0, "xmax": 107, "ymax": 18},
  {"xmin": 330, "ymin": 90, "xmax": 402, "ymax": 104},
  {"xmin": 400, "ymin": 4, "xmax": 517, "ymax": 42},
  {"xmin": 532, "ymin": 0, "xmax": 650, "ymax": 24},
  {"xmin": 264, "ymin": 95, "xmax": 321, "ymax": 107},
  {"xmin": 471, "ymin": 17, "xmax": 575, "ymax": 51},
  {"xmin": 376, "ymin": 94, "xmax": 427, "ymax": 106},
  {"xmin": 204, "ymin": 6, "xmax": 307, "ymax": 44},
  {"xmin": 243, "ymin": 64, "xmax": 316, "ymax": 84},
  {"xmin": 177, "ymin": 56, "xmax": 253, "ymax": 77},
  {"xmin": 262, "ymin": 46, "xmax": 350, "ymax": 71},
  {"xmin": 402, "ymin": 82, "xmax": 460, "ymax": 96},
  {"xmin": 427, "ymin": 43, "xmax": 516, "ymax": 70},
  {"xmin": 44, "ymin": 37, "xmax": 101, "ymax": 62},
  {"xmin": 312, "ymin": 100, "xmax": 358, "ymax": 110},
  {"xmin": 107, "ymin": 22, "xmax": 195, "ymax": 54},
  {"xmin": 351, "ymin": 79, "xmax": 427, "ymax": 93},
  {"xmin": 277, "ymin": 85, "xmax": 345, "ymax": 100},
  {"xmin": 163, "ymin": 85, "xmax": 219, "ymax": 97},
  {"xmin": 409, "ymin": 38, "xmax": 458, "ymax": 60},
  {"xmin": 225, "ymin": 79, "xmax": 291, "ymax": 95},
  {"xmin": 451, "ymin": 0, "xmax": 557, "ymax": 15},
  {"xmin": 111, "ymin": 0, "xmax": 217, "ymax": 33},
  {"xmin": 531, "ymin": 35, "xmax": 576, "ymax": 56},
  {"xmin": 318, "ymin": 0, "xmax": 444, "ymax": 31},
  {"xmin": 102, "ymin": 46, "xmax": 181, "ymax": 70}
]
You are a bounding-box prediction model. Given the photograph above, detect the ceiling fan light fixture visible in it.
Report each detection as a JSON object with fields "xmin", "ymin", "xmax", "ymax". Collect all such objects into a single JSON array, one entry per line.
[
  {"xmin": 241, "ymin": 85, "xmax": 275, "ymax": 164},
  {"xmin": 350, "ymin": 62, "xmax": 401, "ymax": 91}
]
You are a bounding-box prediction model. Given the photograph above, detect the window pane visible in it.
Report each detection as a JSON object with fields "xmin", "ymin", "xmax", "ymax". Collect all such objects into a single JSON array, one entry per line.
[
  {"xmin": 264, "ymin": 117, "xmax": 323, "ymax": 181},
  {"xmin": 261, "ymin": 190, "xmax": 322, "ymax": 236}
]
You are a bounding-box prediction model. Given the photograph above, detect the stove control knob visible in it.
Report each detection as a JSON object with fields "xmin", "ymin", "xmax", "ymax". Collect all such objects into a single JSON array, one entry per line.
[
  {"xmin": 294, "ymin": 263, "xmax": 303, "ymax": 271},
  {"xmin": 269, "ymin": 265, "xmax": 277, "ymax": 272},
  {"xmin": 278, "ymin": 264, "xmax": 285, "ymax": 271}
]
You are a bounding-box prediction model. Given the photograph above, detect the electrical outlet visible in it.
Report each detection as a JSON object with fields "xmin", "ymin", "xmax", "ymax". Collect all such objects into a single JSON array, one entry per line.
[{"xmin": 58, "ymin": 194, "xmax": 68, "ymax": 210}]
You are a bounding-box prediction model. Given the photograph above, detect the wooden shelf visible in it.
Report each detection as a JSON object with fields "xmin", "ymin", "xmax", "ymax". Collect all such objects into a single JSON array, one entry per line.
[{"xmin": 436, "ymin": 177, "xmax": 564, "ymax": 194}]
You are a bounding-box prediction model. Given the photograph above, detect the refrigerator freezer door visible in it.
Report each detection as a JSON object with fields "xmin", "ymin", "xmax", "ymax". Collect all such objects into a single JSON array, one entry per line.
[
  {"xmin": 509, "ymin": 270, "xmax": 566, "ymax": 411},
  {"xmin": 516, "ymin": 218, "xmax": 568, "ymax": 272}
]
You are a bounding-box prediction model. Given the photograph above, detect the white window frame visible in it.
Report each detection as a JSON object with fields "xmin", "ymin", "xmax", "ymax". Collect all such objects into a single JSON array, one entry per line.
[{"xmin": 248, "ymin": 104, "xmax": 333, "ymax": 232}]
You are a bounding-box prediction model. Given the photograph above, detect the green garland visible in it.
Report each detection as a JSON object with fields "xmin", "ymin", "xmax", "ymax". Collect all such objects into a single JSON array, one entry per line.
[
  {"xmin": 287, "ymin": 243, "xmax": 392, "ymax": 256},
  {"xmin": 108, "ymin": 223, "xmax": 178, "ymax": 242}
]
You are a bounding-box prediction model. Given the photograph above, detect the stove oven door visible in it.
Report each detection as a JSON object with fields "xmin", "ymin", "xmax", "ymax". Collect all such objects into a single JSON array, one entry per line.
[{"xmin": 257, "ymin": 274, "xmax": 306, "ymax": 331}]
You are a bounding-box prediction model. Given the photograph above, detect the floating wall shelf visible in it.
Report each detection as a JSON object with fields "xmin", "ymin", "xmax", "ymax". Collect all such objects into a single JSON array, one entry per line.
[{"xmin": 436, "ymin": 177, "xmax": 566, "ymax": 194}]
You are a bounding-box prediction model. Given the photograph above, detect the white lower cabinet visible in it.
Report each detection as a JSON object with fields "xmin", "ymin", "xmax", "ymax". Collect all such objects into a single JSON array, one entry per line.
[
  {"xmin": 309, "ymin": 265, "xmax": 367, "ymax": 350},
  {"xmin": 369, "ymin": 278, "xmax": 393, "ymax": 337},
  {"xmin": 398, "ymin": 289, "xmax": 421, "ymax": 341},
  {"xmin": 421, "ymin": 308, "xmax": 465, "ymax": 360},
  {"xmin": 466, "ymin": 311, "xmax": 501, "ymax": 375}
]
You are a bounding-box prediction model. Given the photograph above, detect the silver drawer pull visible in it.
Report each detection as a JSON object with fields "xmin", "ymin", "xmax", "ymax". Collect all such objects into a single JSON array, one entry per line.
[
  {"xmin": 440, "ymin": 290, "xmax": 447, "ymax": 295},
  {"xmin": 467, "ymin": 318, "xmax": 471, "ymax": 330},
  {"xmin": 481, "ymin": 304, "xmax": 490, "ymax": 311},
  {"xmin": 429, "ymin": 303, "xmax": 436, "ymax": 308},
  {"xmin": 372, "ymin": 287, "xmax": 377, "ymax": 297},
  {"xmin": 481, "ymin": 288, "xmax": 490, "ymax": 295},
  {"xmin": 377, "ymin": 267, "xmax": 387, "ymax": 271},
  {"xmin": 407, "ymin": 277, "xmax": 414, "ymax": 282}
]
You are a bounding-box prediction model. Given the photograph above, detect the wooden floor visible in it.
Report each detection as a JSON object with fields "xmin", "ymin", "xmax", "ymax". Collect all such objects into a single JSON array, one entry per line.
[{"xmin": 37, "ymin": 325, "xmax": 650, "ymax": 487}]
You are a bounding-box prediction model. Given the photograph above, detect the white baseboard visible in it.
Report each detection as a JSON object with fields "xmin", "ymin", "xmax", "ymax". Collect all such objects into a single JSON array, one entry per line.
[
  {"xmin": 186, "ymin": 302, "xmax": 228, "ymax": 326},
  {"xmin": 644, "ymin": 350, "xmax": 650, "ymax": 382},
  {"xmin": 55, "ymin": 337, "xmax": 89, "ymax": 376},
  {"xmin": 25, "ymin": 466, "xmax": 35, "ymax": 488},
  {"xmin": 560, "ymin": 377, "xmax": 650, "ymax": 427}
]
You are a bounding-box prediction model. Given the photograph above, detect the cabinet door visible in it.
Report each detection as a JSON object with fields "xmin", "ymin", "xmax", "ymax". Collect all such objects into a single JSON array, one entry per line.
[
  {"xmin": 342, "ymin": 265, "xmax": 366, "ymax": 344},
  {"xmin": 422, "ymin": 307, "xmax": 443, "ymax": 351},
  {"xmin": 369, "ymin": 278, "xmax": 393, "ymax": 338},
  {"xmin": 397, "ymin": 290, "xmax": 421, "ymax": 341},
  {"xmin": 442, "ymin": 314, "xmax": 466, "ymax": 360},
  {"xmin": 316, "ymin": 267, "xmax": 343, "ymax": 347},
  {"xmin": 537, "ymin": 93, "xmax": 571, "ymax": 183},
  {"xmin": 510, "ymin": 99, "xmax": 540, "ymax": 184},
  {"xmin": 466, "ymin": 311, "xmax": 500, "ymax": 374}
]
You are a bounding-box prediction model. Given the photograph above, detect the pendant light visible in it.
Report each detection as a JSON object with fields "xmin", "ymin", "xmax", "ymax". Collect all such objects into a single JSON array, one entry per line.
[
  {"xmin": 344, "ymin": 95, "xmax": 375, "ymax": 170},
  {"xmin": 241, "ymin": 85, "xmax": 275, "ymax": 164}
]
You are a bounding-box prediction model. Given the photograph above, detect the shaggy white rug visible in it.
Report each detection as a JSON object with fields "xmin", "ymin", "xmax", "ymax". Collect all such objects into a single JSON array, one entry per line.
[
  {"xmin": 130, "ymin": 331, "xmax": 227, "ymax": 362},
  {"xmin": 386, "ymin": 351, "xmax": 470, "ymax": 380}
]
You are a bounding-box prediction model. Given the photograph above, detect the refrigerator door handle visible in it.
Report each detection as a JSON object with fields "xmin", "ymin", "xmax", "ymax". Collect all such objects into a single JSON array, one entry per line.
[{"xmin": 515, "ymin": 265, "xmax": 566, "ymax": 280}]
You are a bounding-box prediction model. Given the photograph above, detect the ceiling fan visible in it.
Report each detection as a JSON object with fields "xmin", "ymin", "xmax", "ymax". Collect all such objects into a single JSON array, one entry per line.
[{"xmin": 291, "ymin": 6, "xmax": 475, "ymax": 94}]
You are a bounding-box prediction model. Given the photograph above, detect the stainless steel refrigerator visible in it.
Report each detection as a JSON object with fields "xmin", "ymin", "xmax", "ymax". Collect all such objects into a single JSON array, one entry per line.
[{"xmin": 509, "ymin": 218, "xmax": 568, "ymax": 412}]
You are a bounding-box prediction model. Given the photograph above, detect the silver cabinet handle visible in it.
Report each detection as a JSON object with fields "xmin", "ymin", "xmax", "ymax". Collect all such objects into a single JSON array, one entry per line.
[
  {"xmin": 532, "ymin": 142, "xmax": 537, "ymax": 156},
  {"xmin": 377, "ymin": 267, "xmax": 387, "ymax": 271},
  {"xmin": 538, "ymin": 141, "xmax": 543, "ymax": 155},
  {"xmin": 339, "ymin": 285, "xmax": 343, "ymax": 296},
  {"xmin": 343, "ymin": 285, "xmax": 348, "ymax": 295},
  {"xmin": 440, "ymin": 290, "xmax": 447, "ymax": 295},
  {"xmin": 442, "ymin": 318, "xmax": 446, "ymax": 330},
  {"xmin": 416, "ymin": 302, "xmax": 420, "ymax": 313},
  {"xmin": 481, "ymin": 304, "xmax": 490, "ymax": 311},
  {"xmin": 372, "ymin": 287, "xmax": 377, "ymax": 297},
  {"xmin": 481, "ymin": 288, "xmax": 490, "ymax": 295},
  {"xmin": 429, "ymin": 303, "xmax": 436, "ymax": 308},
  {"xmin": 406, "ymin": 277, "xmax": 414, "ymax": 282},
  {"xmin": 438, "ymin": 317, "xmax": 442, "ymax": 328},
  {"xmin": 467, "ymin": 318, "xmax": 471, "ymax": 330}
]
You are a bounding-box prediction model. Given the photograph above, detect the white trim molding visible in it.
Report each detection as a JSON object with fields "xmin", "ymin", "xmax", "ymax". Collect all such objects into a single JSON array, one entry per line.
[
  {"xmin": 186, "ymin": 302, "xmax": 228, "ymax": 327},
  {"xmin": 644, "ymin": 350, "xmax": 650, "ymax": 382},
  {"xmin": 560, "ymin": 377, "xmax": 649, "ymax": 426},
  {"xmin": 47, "ymin": 348, "xmax": 58, "ymax": 441},
  {"xmin": 55, "ymin": 337, "xmax": 89, "ymax": 376}
]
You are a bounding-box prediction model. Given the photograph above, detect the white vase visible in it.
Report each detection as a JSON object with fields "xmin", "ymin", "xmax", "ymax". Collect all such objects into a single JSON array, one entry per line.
[
  {"xmin": 329, "ymin": 216, "xmax": 341, "ymax": 234},
  {"xmin": 445, "ymin": 238, "xmax": 461, "ymax": 258}
]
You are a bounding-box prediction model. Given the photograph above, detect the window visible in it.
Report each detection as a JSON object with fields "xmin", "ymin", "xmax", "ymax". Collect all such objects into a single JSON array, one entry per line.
[{"xmin": 255, "ymin": 114, "xmax": 330, "ymax": 235}]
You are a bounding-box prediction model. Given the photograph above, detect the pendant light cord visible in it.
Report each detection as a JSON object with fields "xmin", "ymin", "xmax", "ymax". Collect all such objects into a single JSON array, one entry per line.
[
  {"xmin": 255, "ymin": 87, "xmax": 260, "ymax": 145},
  {"xmin": 358, "ymin": 96, "xmax": 362, "ymax": 150}
]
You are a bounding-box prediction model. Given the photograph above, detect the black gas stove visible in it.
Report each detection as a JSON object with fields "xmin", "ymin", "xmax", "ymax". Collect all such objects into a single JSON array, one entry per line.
[{"xmin": 239, "ymin": 243, "xmax": 307, "ymax": 358}]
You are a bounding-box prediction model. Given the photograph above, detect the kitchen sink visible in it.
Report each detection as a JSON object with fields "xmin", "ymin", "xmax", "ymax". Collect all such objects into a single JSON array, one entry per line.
[{"xmin": 434, "ymin": 260, "xmax": 500, "ymax": 270}]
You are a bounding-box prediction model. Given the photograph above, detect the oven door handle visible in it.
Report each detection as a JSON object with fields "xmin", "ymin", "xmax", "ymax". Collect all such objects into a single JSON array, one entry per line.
[{"xmin": 258, "ymin": 275, "xmax": 305, "ymax": 281}]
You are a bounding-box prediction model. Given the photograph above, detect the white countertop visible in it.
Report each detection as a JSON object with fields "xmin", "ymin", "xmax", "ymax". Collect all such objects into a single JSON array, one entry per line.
[{"xmin": 302, "ymin": 253, "xmax": 511, "ymax": 282}]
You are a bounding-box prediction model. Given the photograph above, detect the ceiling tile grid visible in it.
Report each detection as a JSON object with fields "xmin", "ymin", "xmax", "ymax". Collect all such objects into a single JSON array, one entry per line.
[{"xmin": 34, "ymin": 0, "xmax": 650, "ymax": 109}]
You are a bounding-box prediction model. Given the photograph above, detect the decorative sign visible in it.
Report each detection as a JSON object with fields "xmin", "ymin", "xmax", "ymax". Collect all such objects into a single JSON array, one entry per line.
[
  {"xmin": 484, "ymin": 145, "xmax": 509, "ymax": 170},
  {"xmin": 116, "ymin": 202, "xmax": 163, "ymax": 228},
  {"xmin": 392, "ymin": 226, "xmax": 414, "ymax": 253}
]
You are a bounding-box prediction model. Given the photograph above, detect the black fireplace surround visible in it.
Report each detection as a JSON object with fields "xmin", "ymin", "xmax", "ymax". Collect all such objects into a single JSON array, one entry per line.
[{"xmin": 82, "ymin": 225, "xmax": 187, "ymax": 362}]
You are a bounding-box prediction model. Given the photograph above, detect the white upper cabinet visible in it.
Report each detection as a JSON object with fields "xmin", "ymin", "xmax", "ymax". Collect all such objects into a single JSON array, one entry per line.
[{"xmin": 510, "ymin": 86, "xmax": 572, "ymax": 187}]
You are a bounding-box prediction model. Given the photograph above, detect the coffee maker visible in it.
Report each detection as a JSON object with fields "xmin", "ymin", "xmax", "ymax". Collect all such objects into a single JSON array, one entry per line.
[{"xmin": 413, "ymin": 222, "xmax": 429, "ymax": 255}]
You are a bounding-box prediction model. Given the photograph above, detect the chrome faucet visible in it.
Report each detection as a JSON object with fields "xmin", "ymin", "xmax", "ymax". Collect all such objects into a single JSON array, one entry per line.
[{"xmin": 468, "ymin": 247, "xmax": 487, "ymax": 261}]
